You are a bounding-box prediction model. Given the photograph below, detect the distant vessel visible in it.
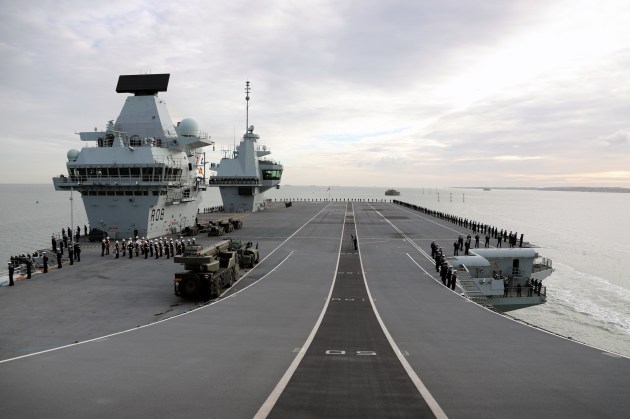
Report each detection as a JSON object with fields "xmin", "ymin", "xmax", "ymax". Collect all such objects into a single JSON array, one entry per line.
[
  {"xmin": 483, "ymin": 188, "xmax": 491, "ymax": 191},
  {"xmin": 208, "ymin": 81, "xmax": 283, "ymax": 212},
  {"xmin": 53, "ymin": 74, "xmax": 212, "ymax": 239},
  {"xmin": 385, "ymin": 189, "xmax": 400, "ymax": 196}
]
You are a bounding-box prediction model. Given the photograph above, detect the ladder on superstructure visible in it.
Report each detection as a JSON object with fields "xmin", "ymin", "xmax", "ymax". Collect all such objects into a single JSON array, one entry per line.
[{"xmin": 456, "ymin": 270, "xmax": 495, "ymax": 310}]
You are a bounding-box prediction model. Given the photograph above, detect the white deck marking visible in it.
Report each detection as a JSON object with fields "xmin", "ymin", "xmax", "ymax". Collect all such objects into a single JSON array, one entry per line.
[
  {"xmin": 0, "ymin": 204, "xmax": 333, "ymax": 365},
  {"xmin": 361, "ymin": 204, "xmax": 448, "ymax": 419},
  {"xmin": 254, "ymin": 204, "xmax": 349, "ymax": 418}
]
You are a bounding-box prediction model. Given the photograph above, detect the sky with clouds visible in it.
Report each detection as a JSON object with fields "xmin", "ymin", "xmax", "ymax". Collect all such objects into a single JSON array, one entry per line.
[{"xmin": 1, "ymin": 0, "xmax": 630, "ymax": 187}]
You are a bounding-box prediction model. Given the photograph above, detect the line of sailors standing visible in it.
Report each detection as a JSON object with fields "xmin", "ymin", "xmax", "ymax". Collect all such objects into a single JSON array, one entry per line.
[
  {"xmin": 431, "ymin": 241, "xmax": 457, "ymax": 291},
  {"xmin": 102, "ymin": 236, "xmax": 195, "ymax": 260}
]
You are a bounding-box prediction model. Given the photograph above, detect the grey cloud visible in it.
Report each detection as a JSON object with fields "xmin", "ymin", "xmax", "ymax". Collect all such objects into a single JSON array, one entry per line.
[{"xmin": 599, "ymin": 130, "xmax": 630, "ymax": 146}]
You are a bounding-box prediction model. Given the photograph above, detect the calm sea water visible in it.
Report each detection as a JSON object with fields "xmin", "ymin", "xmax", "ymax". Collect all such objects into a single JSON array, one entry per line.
[{"xmin": 1, "ymin": 184, "xmax": 629, "ymax": 357}]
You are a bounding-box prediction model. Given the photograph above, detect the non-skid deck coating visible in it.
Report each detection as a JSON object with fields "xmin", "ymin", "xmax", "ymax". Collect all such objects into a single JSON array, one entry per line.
[
  {"xmin": 269, "ymin": 205, "xmax": 435, "ymax": 418},
  {"xmin": 0, "ymin": 202, "xmax": 629, "ymax": 418}
]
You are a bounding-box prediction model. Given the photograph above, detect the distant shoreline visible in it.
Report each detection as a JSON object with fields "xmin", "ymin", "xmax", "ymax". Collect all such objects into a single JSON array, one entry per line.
[
  {"xmin": 1, "ymin": 183, "xmax": 629, "ymax": 194},
  {"xmin": 453, "ymin": 186, "xmax": 630, "ymax": 193}
]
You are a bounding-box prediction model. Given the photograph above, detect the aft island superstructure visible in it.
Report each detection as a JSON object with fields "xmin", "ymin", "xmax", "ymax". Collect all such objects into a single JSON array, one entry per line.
[
  {"xmin": 53, "ymin": 74, "xmax": 212, "ymax": 239},
  {"xmin": 208, "ymin": 81, "xmax": 283, "ymax": 212}
]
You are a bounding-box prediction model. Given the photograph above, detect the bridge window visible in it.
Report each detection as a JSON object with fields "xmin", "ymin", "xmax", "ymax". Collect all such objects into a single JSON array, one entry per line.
[{"xmin": 262, "ymin": 169, "xmax": 282, "ymax": 180}]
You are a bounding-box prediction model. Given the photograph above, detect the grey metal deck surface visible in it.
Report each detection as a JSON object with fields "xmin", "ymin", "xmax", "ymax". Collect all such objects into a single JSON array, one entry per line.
[{"xmin": 0, "ymin": 202, "xmax": 628, "ymax": 418}]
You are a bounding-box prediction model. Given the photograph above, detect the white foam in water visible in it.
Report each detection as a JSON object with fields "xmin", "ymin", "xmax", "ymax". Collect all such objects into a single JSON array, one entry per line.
[{"xmin": 549, "ymin": 261, "xmax": 630, "ymax": 336}]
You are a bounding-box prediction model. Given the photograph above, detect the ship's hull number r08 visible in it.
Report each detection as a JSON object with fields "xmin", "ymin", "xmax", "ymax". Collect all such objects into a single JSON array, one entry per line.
[{"xmin": 151, "ymin": 208, "xmax": 165, "ymax": 221}]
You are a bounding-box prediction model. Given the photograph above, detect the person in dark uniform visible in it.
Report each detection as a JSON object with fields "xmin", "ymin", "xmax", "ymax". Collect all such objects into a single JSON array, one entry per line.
[
  {"xmin": 115, "ymin": 241, "xmax": 120, "ymax": 259},
  {"xmin": 51, "ymin": 235, "xmax": 57, "ymax": 252},
  {"xmin": 128, "ymin": 240, "xmax": 133, "ymax": 259},
  {"xmin": 8, "ymin": 263, "xmax": 14, "ymax": 286},
  {"xmin": 353, "ymin": 236, "xmax": 358, "ymax": 250},
  {"xmin": 165, "ymin": 243, "xmax": 170, "ymax": 259},
  {"xmin": 43, "ymin": 252, "xmax": 49, "ymax": 273},
  {"xmin": 26, "ymin": 260, "xmax": 32, "ymax": 279},
  {"xmin": 475, "ymin": 234, "xmax": 480, "ymax": 248},
  {"xmin": 440, "ymin": 264, "xmax": 448, "ymax": 285},
  {"xmin": 76, "ymin": 225, "xmax": 81, "ymax": 241},
  {"xmin": 56, "ymin": 248, "xmax": 63, "ymax": 269},
  {"xmin": 517, "ymin": 283, "xmax": 522, "ymax": 297},
  {"xmin": 451, "ymin": 272, "xmax": 457, "ymax": 290},
  {"xmin": 101, "ymin": 238, "xmax": 106, "ymax": 257},
  {"xmin": 74, "ymin": 243, "xmax": 81, "ymax": 262},
  {"xmin": 84, "ymin": 225, "xmax": 88, "ymax": 237},
  {"xmin": 68, "ymin": 245, "xmax": 74, "ymax": 265},
  {"xmin": 453, "ymin": 240, "xmax": 459, "ymax": 256},
  {"xmin": 446, "ymin": 266, "xmax": 453, "ymax": 288}
]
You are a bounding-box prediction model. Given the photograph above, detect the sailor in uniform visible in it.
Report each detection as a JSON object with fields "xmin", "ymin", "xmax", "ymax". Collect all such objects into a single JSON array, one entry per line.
[
  {"xmin": 451, "ymin": 271, "xmax": 458, "ymax": 290},
  {"xmin": 128, "ymin": 239, "xmax": 133, "ymax": 259},
  {"xmin": 68, "ymin": 244, "xmax": 74, "ymax": 265},
  {"xmin": 446, "ymin": 265, "xmax": 453, "ymax": 288},
  {"xmin": 43, "ymin": 252, "xmax": 48, "ymax": 273},
  {"xmin": 56, "ymin": 248, "xmax": 63, "ymax": 269},
  {"xmin": 8, "ymin": 263, "xmax": 14, "ymax": 286},
  {"xmin": 101, "ymin": 238, "xmax": 106, "ymax": 256},
  {"xmin": 26, "ymin": 260, "xmax": 32, "ymax": 279},
  {"xmin": 115, "ymin": 241, "xmax": 120, "ymax": 259},
  {"xmin": 74, "ymin": 243, "xmax": 81, "ymax": 262}
]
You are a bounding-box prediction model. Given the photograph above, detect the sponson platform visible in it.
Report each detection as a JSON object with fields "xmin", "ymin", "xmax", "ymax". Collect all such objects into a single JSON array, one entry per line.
[{"xmin": 0, "ymin": 202, "xmax": 628, "ymax": 418}]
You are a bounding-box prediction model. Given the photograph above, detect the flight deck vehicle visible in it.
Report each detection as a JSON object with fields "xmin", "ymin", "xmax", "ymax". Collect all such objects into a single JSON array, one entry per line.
[
  {"xmin": 174, "ymin": 239, "xmax": 239, "ymax": 300},
  {"xmin": 173, "ymin": 238, "xmax": 260, "ymax": 300}
]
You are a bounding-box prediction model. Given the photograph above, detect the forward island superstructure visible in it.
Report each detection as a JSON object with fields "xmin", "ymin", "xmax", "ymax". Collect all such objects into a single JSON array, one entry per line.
[
  {"xmin": 53, "ymin": 74, "xmax": 212, "ymax": 239},
  {"xmin": 208, "ymin": 81, "xmax": 283, "ymax": 212}
]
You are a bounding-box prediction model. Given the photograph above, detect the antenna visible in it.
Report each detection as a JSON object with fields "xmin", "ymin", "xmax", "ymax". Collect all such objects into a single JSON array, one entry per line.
[{"xmin": 245, "ymin": 81, "xmax": 251, "ymax": 133}]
